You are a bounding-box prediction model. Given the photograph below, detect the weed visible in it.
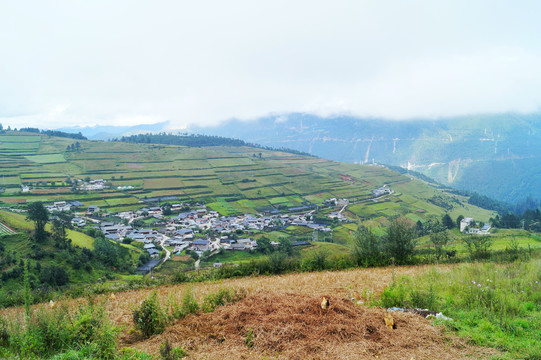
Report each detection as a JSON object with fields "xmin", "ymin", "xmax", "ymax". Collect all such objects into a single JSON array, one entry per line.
[
  {"xmin": 118, "ymin": 347, "xmax": 155, "ymax": 359},
  {"xmin": 245, "ymin": 328, "xmax": 255, "ymax": 348},
  {"xmin": 179, "ymin": 288, "xmax": 199, "ymax": 317},
  {"xmin": 0, "ymin": 317, "xmax": 9, "ymax": 348},
  {"xmin": 201, "ymin": 287, "xmax": 246, "ymax": 312},
  {"xmin": 378, "ymin": 276, "xmax": 408, "ymax": 308},
  {"xmin": 375, "ymin": 258, "xmax": 541, "ymax": 359},
  {"xmin": 160, "ymin": 338, "xmax": 187, "ymax": 360}
]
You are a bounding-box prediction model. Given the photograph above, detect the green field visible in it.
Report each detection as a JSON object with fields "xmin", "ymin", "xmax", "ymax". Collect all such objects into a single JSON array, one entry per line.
[{"xmin": 24, "ymin": 154, "xmax": 66, "ymax": 163}]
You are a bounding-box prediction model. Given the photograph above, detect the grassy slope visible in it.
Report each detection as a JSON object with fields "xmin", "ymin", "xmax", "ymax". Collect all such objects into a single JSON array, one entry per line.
[
  {"xmin": 0, "ymin": 210, "xmax": 94, "ymax": 249},
  {"xmin": 0, "ymin": 132, "xmax": 495, "ymax": 244}
]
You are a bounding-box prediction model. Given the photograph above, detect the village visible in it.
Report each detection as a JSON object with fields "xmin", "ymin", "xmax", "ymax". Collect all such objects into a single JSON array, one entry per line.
[
  {"xmin": 35, "ymin": 180, "xmax": 490, "ymax": 272},
  {"xmin": 43, "ymin": 196, "xmax": 351, "ymax": 272}
]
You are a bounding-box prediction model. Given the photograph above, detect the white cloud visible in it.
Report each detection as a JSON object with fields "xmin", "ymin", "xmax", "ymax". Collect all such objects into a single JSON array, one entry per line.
[{"xmin": 1, "ymin": 0, "xmax": 541, "ymax": 129}]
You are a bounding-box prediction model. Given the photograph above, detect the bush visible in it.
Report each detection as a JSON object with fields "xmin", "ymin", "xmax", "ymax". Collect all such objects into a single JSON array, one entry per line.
[
  {"xmin": 301, "ymin": 250, "xmax": 328, "ymax": 272},
  {"xmin": 20, "ymin": 306, "xmax": 72, "ymax": 357},
  {"xmin": 133, "ymin": 291, "xmax": 166, "ymax": 338},
  {"xmin": 352, "ymin": 226, "xmax": 385, "ymax": 267},
  {"xmin": 408, "ymin": 287, "xmax": 437, "ymax": 310},
  {"xmin": 462, "ymin": 235, "xmax": 493, "ymax": 260}
]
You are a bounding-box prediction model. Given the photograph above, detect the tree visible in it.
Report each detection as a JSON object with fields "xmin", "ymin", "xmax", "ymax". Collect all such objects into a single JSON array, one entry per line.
[
  {"xmin": 93, "ymin": 237, "xmax": 129, "ymax": 268},
  {"xmin": 415, "ymin": 220, "xmax": 424, "ymax": 236},
  {"xmin": 27, "ymin": 202, "xmax": 49, "ymax": 242},
  {"xmin": 162, "ymin": 204, "xmax": 172, "ymax": 216},
  {"xmin": 384, "ymin": 217, "xmax": 417, "ymax": 265},
  {"xmin": 278, "ymin": 238, "xmax": 293, "ymax": 256},
  {"xmin": 442, "ymin": 214, "xmax": 455, "ymax": 229},
  {"xmin": 429, "ymin": 227, "xmax": 449, "ymax": 261},
  {"xmin": 500, "ymin": 214, "xmax": 520, "ymax": 228},
  {"xmin": 256, "ymin": 236, "xmax": 274, "ymax": 254},
  {"xmin": 39, "ymin": 265, "xmax": 69, "ymax": 286},
  {"xmin": 52, "ymin": 212, "xmax": 72, "ymax": 249},
  {"xmin": 456, "ymin": 215, "xmax": 464, "ymax": 229},
  {"xmin": 352, "ymin": 225, "xmax": 383, "ymax": 267},
  {"xmin": 462, "ymin": 235, "xmax": 493, "ymax": 259}
]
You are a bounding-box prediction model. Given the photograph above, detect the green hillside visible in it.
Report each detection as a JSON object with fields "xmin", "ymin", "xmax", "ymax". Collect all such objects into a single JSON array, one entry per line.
[
  {"xmin": 0, "ymin": 131, "xmax": 499, "ymax": 300},
  {"xmin": 0, "ymin": 131, "xmax": 495, "ymax": 231}
]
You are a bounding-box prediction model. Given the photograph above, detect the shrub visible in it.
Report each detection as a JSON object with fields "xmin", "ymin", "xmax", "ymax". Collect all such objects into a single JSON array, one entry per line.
[
  {"xmin": 301, "ymin": 250, "xmax": 328, "ymax": 272},
  {"xmin": 21, "ymin": 306, "xmax": 72, "ymax": 357},
  {"xmin": 462, "ymin": 235, "xmax": 493, "ymax": 260},
  {"xmin": 352, "ymin": 226, "xmax": 384, "ymax": 267},
  {"xmin": 171, "ymin": 289, "xmax": 199, "ymax": 320},
  {"xmin": 133, "ymin": 291, "xmax": 166, "ymax": 338}
]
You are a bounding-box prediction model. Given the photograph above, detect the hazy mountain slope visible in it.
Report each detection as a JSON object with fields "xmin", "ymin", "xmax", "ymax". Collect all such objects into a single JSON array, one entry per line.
[{"xmin": 191, "ymin": 113, "xmax": 541, "ymax": 203}]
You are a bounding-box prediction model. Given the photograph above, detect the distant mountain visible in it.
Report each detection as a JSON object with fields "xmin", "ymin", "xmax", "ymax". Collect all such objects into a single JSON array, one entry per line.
[
  {"xmin": 190, "ymin": 112, "xmax": 541, "ymax": 204},
  {"xmin": 56, "ymin": 121, "xmax": 171, "ymax": 140}
]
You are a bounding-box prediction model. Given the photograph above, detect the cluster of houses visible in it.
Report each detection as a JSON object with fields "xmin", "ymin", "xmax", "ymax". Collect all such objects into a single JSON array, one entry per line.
[
  {"xmin": 460, "ymin": 217, "xmax": 491, "ymax": 235},
  {"xmin": 324, "ymin": 198, "xmax": 349, "ymax": 207},
  {"xmin": 42, "ymin": 197, "xmax": 352, "ymax": 262},
  {"xmin": 91, "ymin": 215, "xmax": 261, "ymax": 258},
  {"xmin": 80, "ymin": 179, "xmax": 108, "ymax": 191},
  {"xmin": 46, "ymin": 200, "xmax": 84, "ymax": 213},
  {"xmin": 372, "ymin": 186, "xmax": 393, "ymax": 198}
]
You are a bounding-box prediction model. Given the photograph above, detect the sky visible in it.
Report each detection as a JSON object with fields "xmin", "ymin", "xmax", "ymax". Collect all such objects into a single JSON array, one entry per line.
[{"xmin": 2, "ymin": 0, "xmax": 541, "ymax": 130}]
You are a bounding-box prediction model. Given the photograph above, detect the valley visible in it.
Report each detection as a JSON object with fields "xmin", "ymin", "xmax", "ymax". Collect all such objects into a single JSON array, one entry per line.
[{"xmin": 0, "ymin": 131, "xmax": 539, "ymax": 359}]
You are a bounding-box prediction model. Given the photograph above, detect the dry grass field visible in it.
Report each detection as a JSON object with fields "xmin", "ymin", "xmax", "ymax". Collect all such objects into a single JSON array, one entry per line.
[{"xmin": 0, "ymin": 263, "xmax": 499, "ymax": 359}]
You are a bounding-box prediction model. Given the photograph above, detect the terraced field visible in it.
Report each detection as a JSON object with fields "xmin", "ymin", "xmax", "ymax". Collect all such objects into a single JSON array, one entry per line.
[
  {"xmin": 0, "ymin": 132, "xmax": 495, "ymax": 240},
  {"xmin": 0, "ymin": 222, "xmax": 16, "ymax": 236}
]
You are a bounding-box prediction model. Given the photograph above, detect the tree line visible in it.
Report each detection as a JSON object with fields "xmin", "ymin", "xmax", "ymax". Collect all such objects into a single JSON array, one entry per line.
[
  {"xmin": 113, "ymin": 132, "xmax": 314, "ymax": 157},
  {"xmin": 0, "ymin": 124, "xmax": 87, "ymax": 140}
]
